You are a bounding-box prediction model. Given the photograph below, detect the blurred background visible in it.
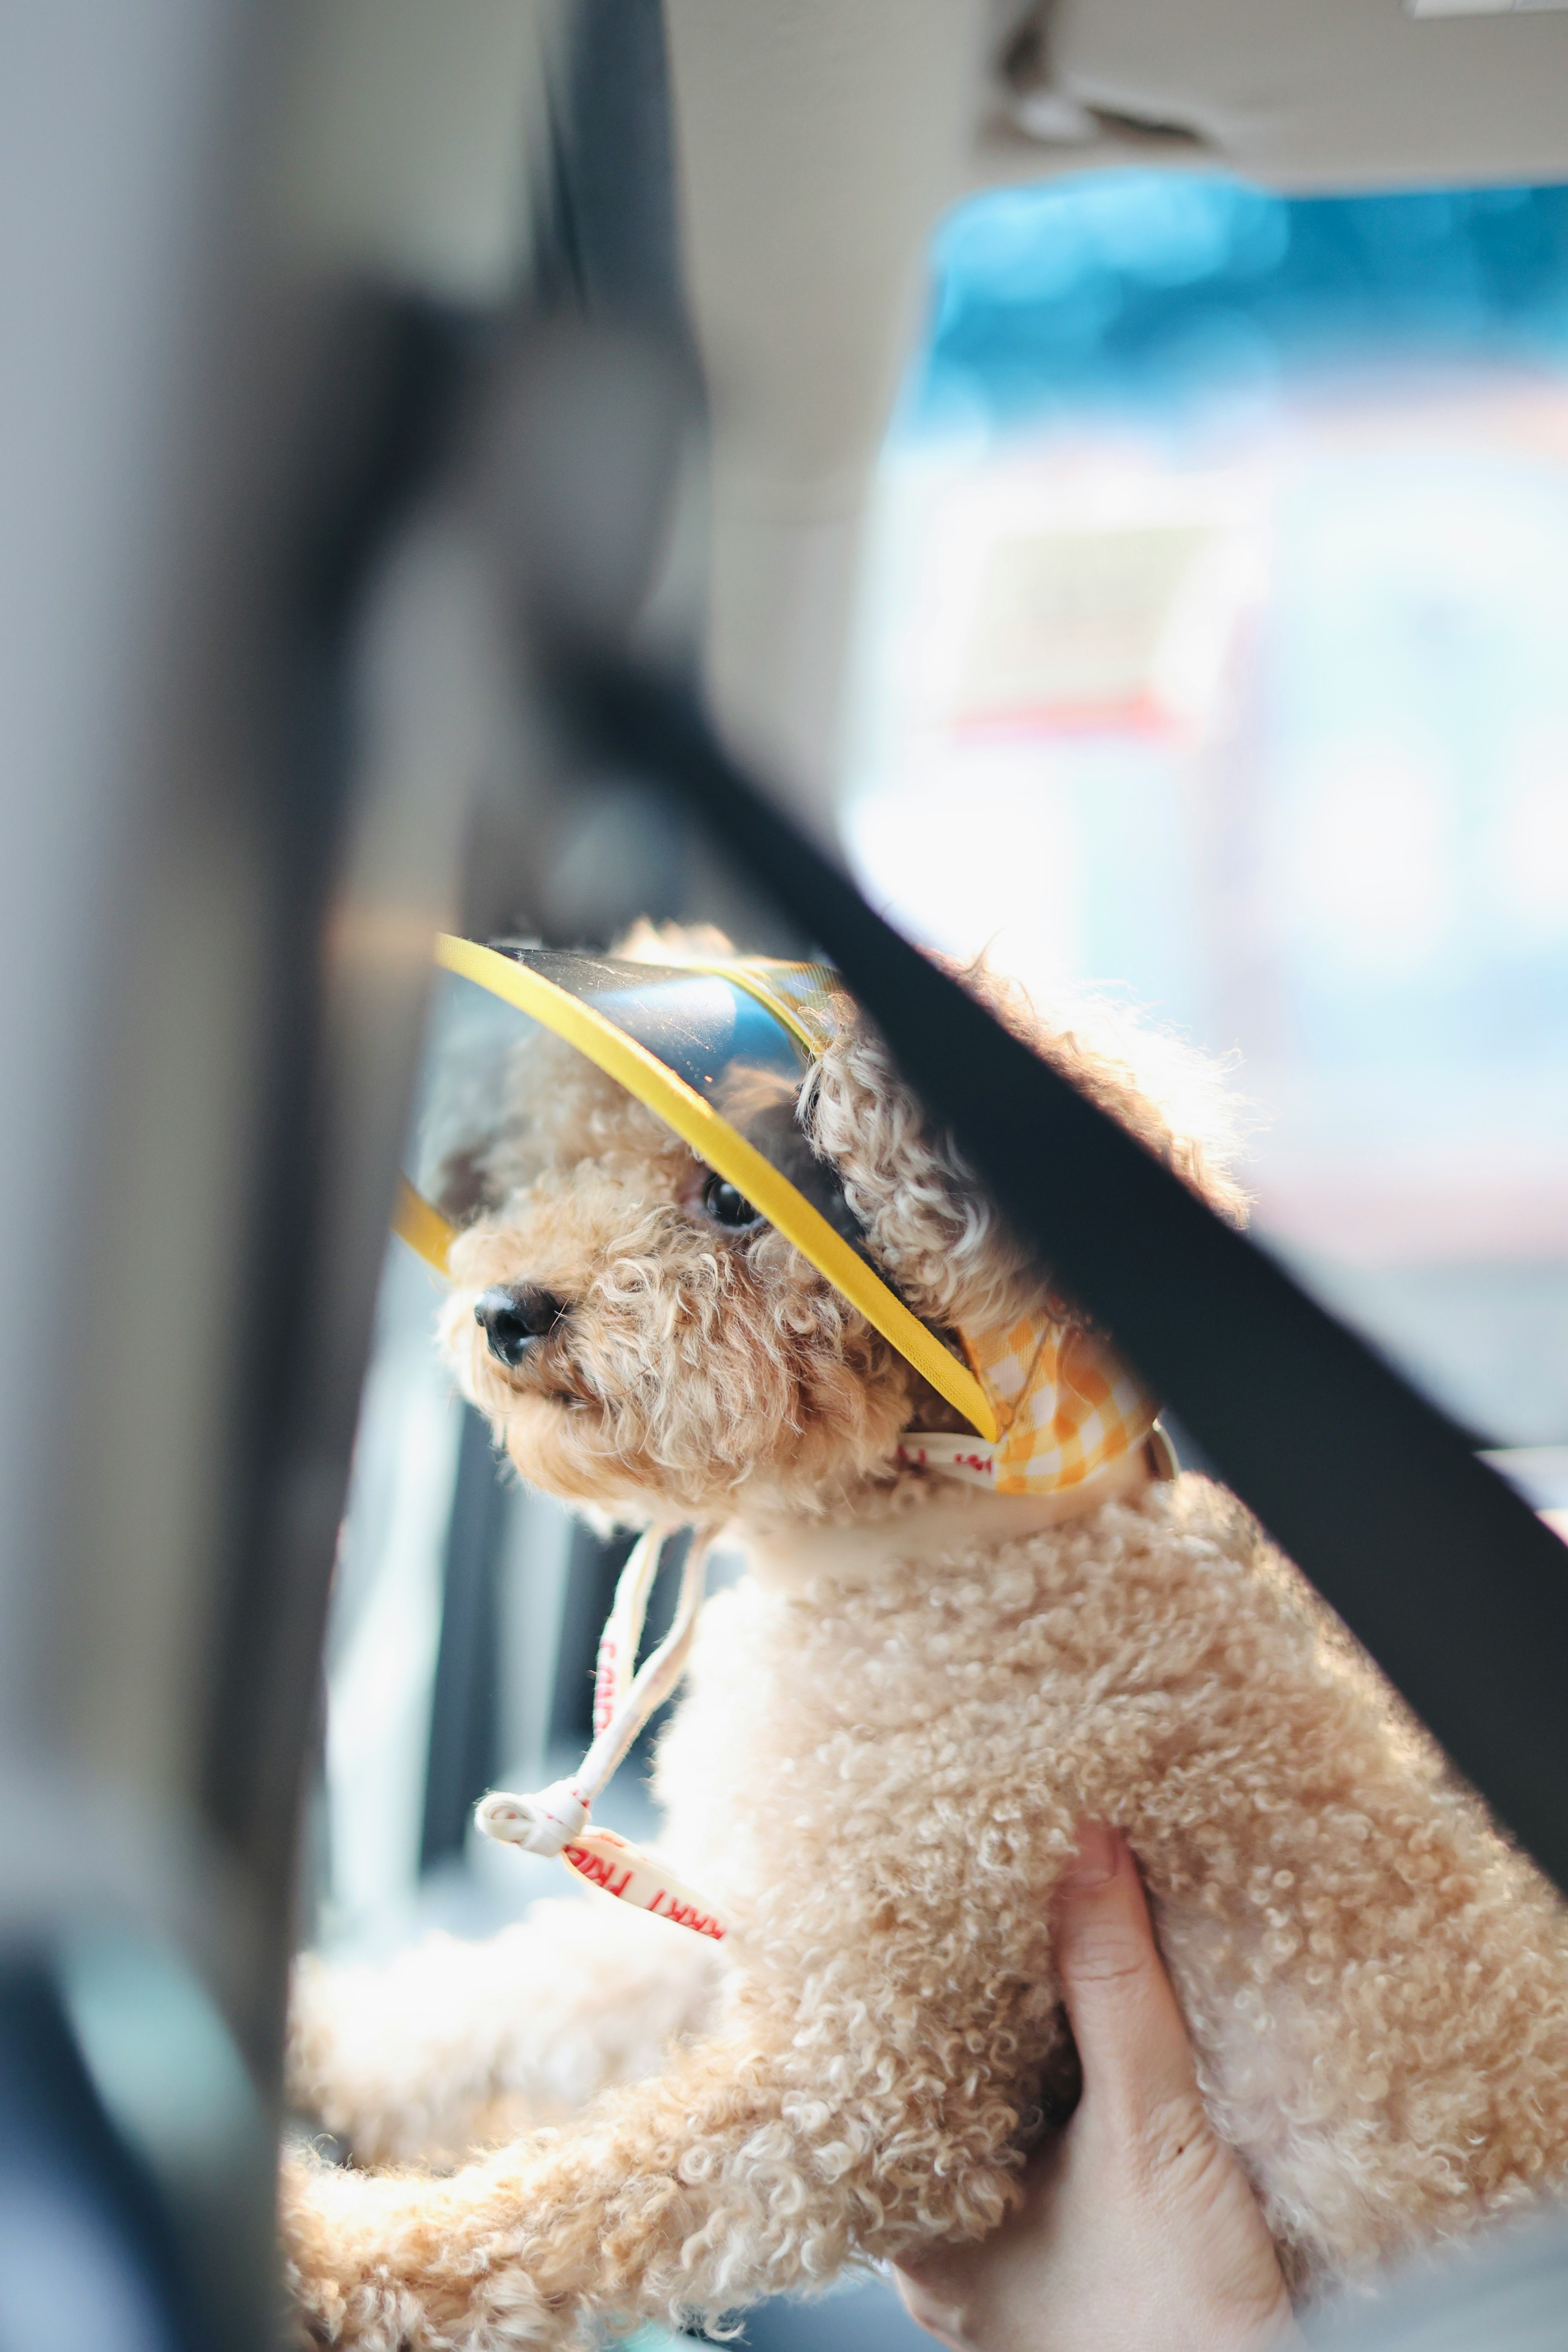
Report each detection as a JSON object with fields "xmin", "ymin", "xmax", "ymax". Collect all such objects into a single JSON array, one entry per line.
[{"xmin": 6, "ymin": 3, "xmax": 1568, "ymax": 2346}]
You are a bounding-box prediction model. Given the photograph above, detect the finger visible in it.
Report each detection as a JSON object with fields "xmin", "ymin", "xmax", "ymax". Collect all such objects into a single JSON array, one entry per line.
[
  {"xmin": 1053, "ymin": 1823, "xmax": 1199, "ymax": 2129},
  {"xmin": 891, "ymin": 2265, "xmax": 971, "ymax": 2352}
]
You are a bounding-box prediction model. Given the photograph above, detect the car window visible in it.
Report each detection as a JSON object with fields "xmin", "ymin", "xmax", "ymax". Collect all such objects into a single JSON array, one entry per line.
[{"xmin": 847, "ymin": 171, "xmax": 1568, "ymax": 1472}]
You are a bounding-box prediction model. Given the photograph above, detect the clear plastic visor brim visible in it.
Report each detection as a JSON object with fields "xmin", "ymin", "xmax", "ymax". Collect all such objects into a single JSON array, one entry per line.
[{"xmin": 393, "ymin": 937, "xmax": 997, "ymax": 1442}]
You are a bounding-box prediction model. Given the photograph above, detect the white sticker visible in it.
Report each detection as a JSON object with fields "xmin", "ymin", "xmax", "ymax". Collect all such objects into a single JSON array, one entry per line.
[{"xmin": 1408, "ymin": 0, "xmax": 1566, "ymax": 16}]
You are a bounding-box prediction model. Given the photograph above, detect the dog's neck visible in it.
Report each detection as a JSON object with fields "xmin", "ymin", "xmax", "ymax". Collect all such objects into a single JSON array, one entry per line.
[{"xmin": 737, "ymin": 1444, "xmax": 1155, "ymax": 1595}]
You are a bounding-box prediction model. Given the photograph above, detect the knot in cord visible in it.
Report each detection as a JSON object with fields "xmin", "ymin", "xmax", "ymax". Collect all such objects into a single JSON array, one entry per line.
[
  {"xmin": 475, "ymin": 1779, "xmax": 590, "ymax": 1858},
  {"xmin": 471, "ymin": 1527, "xmax": 729, "ymax": 1942}
]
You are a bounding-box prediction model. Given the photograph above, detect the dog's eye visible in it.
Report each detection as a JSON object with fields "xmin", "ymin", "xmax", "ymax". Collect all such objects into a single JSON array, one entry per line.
[{"xmin": 701, "ymin": 1173, "xmax": 765, "ymax": 1231}]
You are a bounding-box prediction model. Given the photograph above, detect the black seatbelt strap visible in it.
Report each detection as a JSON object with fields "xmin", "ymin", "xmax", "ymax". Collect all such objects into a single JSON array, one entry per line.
[{"xmin": 558, "ymin": 652, "xmax": 1568, "ymax": 1896}]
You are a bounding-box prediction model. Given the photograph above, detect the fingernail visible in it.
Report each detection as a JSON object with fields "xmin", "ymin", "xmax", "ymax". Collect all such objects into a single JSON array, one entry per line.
[{"xmin": 1057, "ymin": 1822, "xmax": 1120, "ymax": 1892}]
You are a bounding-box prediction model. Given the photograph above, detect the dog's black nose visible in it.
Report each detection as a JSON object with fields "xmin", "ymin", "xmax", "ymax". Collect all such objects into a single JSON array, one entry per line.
[{"xmin": 474, "ymin": 1284, "xmax": 567, "ymax": 1368}]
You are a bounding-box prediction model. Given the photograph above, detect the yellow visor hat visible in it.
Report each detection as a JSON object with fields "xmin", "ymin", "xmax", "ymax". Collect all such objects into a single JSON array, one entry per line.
[{"xmin": 395, "ymin": 934, "xmax": 1000, "ymax": 1440}]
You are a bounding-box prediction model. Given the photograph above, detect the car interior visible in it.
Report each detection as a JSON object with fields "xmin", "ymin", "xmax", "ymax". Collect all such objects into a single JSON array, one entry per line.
[{"xmin": 5, "ymin": 3, "xmax": 1568, "ymax": 2346}]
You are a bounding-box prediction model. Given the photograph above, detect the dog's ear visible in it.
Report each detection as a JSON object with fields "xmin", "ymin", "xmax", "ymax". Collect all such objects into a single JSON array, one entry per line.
[
  {"xmin": 612, "ymin": 917, "xmax": 737, "ymax": 964},
  {"xmin": 800, "ymin": 959, "xmax": 1247, "ymax": 1338},
  {"xmin": 959, "ymin": 962, "xmax": 1250, "ymax": 1229}
]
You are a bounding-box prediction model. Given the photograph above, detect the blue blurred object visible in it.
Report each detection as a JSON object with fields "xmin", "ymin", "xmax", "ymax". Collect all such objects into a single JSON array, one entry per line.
[
  {"xmin": 910, "ymin": 175, "xmax": 1568, "ymax": 432},
  {"xmin": 623, "ymin": 2270, "xmax": 933, "ymax": 2350},
  {"xmin": 738, "ymin": 2275, "xmax": 934, "ymax": 2350},
  {"xmin": 0, "ymin": 1957, "xmax": 187, "ymax": 2352}
]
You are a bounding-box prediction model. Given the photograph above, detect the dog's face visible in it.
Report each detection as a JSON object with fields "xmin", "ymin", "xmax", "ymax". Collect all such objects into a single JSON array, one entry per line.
[
  {"xmin": 437, "ymin": 935, "xmax": 1244, "ymax": 1526},
  {"xmin": 439, "ymin": 1025, "xmax": 919, "ymax": 1522}
]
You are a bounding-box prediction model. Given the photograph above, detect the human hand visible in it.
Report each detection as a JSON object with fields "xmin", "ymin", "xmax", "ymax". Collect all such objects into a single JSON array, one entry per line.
[{"xmin": 894, "ymin": 1824, "xmax": 1296, "ymax": 2352}]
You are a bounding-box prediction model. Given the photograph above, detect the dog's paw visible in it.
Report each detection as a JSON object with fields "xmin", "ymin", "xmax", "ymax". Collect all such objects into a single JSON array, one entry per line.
[{"xmin": 282, "ymin": 2145, "xmax": 575, "ymax": 2350}]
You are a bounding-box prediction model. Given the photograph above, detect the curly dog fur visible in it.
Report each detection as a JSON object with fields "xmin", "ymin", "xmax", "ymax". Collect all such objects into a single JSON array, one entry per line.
[{"xmin": 285, "ymin": 928, "xmax": 1568, "ymax": 2345}]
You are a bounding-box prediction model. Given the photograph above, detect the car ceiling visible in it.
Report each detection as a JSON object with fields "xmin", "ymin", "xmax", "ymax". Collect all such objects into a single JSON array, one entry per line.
[{"xmin": 998, "ymin": 0, "xmax": 1568, "ymax": 192}]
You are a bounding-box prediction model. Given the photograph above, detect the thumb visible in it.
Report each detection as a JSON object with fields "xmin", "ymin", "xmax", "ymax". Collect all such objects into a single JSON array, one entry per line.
[{"xmin": 1054, "ymin": 1823, "xmax": 1200, "ymax": 2130}]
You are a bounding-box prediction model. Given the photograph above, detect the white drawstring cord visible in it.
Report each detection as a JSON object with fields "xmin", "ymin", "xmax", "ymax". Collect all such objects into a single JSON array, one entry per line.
[{"xmin": 476, "ymin": 1525, "xmax": 728, "ymax": 1940}]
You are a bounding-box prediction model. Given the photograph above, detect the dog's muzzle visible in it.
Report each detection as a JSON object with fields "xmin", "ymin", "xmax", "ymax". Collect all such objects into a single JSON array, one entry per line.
[{"xmin": 475, "ymin": 1283, "xmax": 568, "ymax": 1369}]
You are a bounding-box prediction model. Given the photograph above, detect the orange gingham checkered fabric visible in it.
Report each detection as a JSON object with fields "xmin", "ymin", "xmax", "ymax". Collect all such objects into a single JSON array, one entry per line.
[{"xmin": 961, "ymin": 1317, "xmax": 1157, "ymax": 1495}]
